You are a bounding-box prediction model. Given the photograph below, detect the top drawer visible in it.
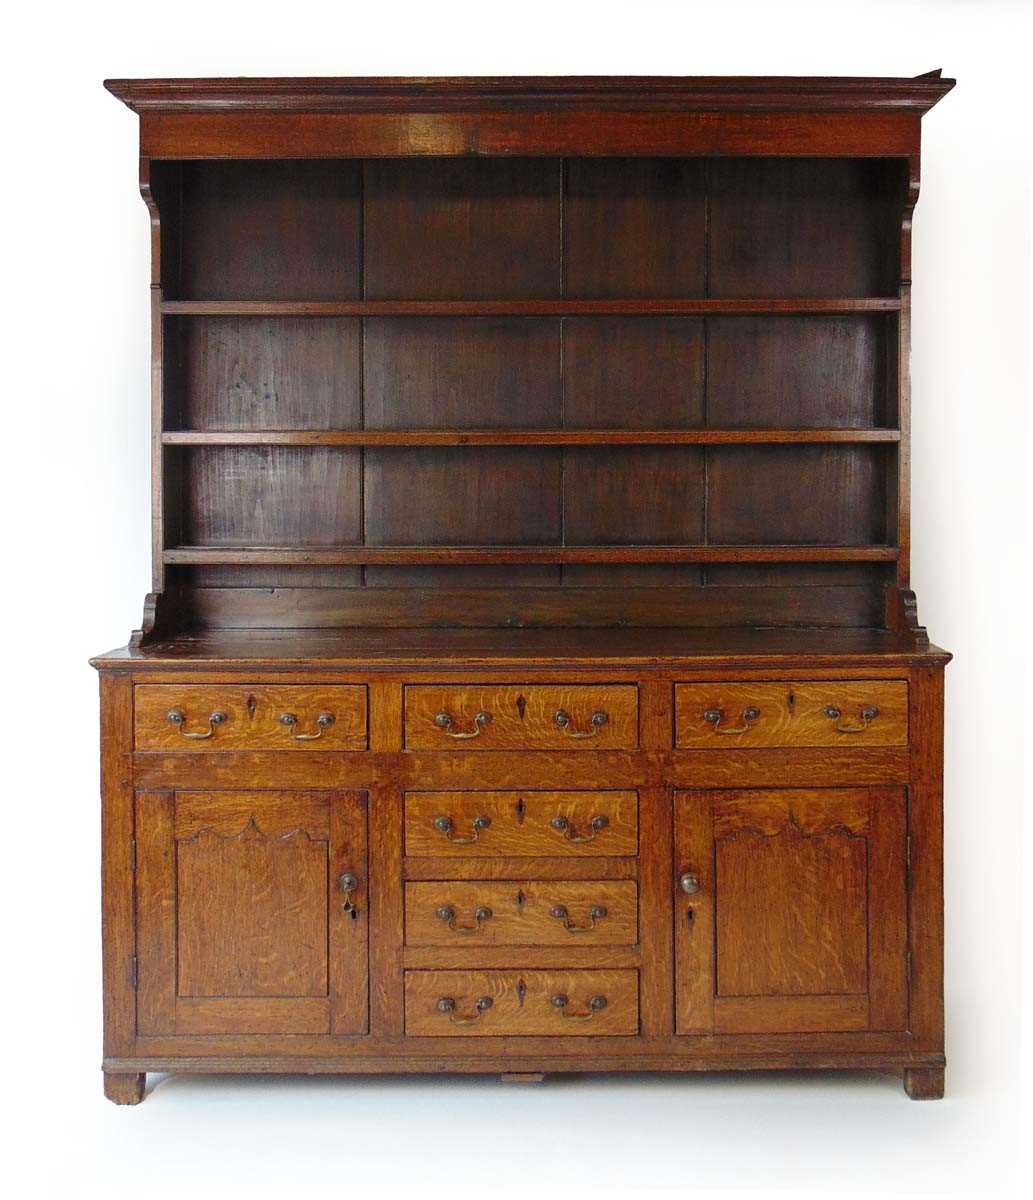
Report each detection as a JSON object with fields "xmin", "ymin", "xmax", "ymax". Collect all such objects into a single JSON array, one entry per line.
[
  {"xmin": 134, "ymin": 684, "xmax": 368, "ymax": 751},
  {"xmin": 674, "ymin": 680, "xmax": 908, "ymax": 749},
  {"xmin": 403, "ymin": 685, "xmax": 638, "ymax": 751}
]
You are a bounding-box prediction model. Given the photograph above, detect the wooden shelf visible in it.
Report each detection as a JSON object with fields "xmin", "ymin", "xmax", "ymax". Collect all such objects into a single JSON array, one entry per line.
[
  {"xmin": 162, "ymin": 428, "xmax": 901, "ymax": 448},
  {"xmin": 164, "ymin": 545, "xmax": 900, "ymax": 566},
  {"xmin": 160, "ymin": 298, "xmax": 903, "ymax": 317}
]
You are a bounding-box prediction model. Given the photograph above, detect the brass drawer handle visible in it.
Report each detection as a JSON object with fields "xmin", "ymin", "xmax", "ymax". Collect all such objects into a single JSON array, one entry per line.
[
  {"xmin": 338, "ymin": 871, "xmax": 359, "ymax": 915},
  {"xmin": 437, "ymin": 995, "xmax": 493, "ymax": 1025},
  {"xmin": 550, "ymin": 903, "xmax": 608, "ymax": 933},
  {"xmin": 550, "ymin": 993, "xmax": 608, "ymax": 1021},
  {"xmin": 166, "ymin": 708, "xmax": 227, "ymax": 740},
  {"xmin": 436, "ymin": 904, "xmax": 493, "ymax": 933},
  {"xmin": 433, "ymin": 814, "xmax": 491, "ymax": 844},
  {"xmin": 703, "ymin": 706, "xmax": 760, "ymax": 734},
  {"xmin": 550, "ymin": 813, "xmax": 608, "ymax": 843},
  {"xmin": 279, "ymin": 711, "xmax": 335, "ymax": 741},
  {"xmin": 434, "ymin": 710, "xmax": 492, "ymax": 739},
  {"xmin": 823, "ymin": 704, "xmax": 880, "ymax": 733},
  {"xmin": 553, "ymin": 708, "xmax": 609, "ymax": 739}
]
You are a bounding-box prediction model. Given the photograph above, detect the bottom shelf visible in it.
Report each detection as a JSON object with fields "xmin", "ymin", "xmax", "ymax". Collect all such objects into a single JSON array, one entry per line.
[{"xmin": 163, "ymin": 545, "xmax": 900, "ymax": 566}]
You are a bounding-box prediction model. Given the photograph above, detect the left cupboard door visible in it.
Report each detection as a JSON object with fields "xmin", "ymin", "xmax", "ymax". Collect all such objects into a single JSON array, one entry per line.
[{"xmin": 136, "ymin": 791, "xmax": 368, "ymax": 1037}]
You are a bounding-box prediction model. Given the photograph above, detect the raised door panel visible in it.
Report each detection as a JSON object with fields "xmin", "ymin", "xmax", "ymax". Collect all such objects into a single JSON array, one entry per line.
[
  {"xmin": 136, "ymin": 791, "xmax": 368, "ymax": 1036},
  {"xmin": 674, "ymin": 789, "xmax": 906, "ymax": 1035}
]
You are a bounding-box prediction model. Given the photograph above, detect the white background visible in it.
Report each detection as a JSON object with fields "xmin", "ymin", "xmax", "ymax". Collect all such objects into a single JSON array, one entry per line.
[{"xmin": 2, "ymin": 2, "xmax": 1030, "ymax": 1196}]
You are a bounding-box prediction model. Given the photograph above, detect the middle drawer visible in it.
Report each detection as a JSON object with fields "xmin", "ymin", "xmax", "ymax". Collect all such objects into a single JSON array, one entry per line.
[
  {"xmin": 404, "ymin": 684, "xmax": 638, "ymax": 750},
  {"xmin": 405, "ymin": 880, "xmax": 638, "ymax": 946},
  {"xmin": 404, "ymin": 791, "xmax": 639, "ymax": 857}
]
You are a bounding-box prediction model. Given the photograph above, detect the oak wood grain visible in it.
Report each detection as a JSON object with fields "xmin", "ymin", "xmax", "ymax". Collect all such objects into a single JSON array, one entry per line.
[
  {"xmin": 674, "ymin": 680, "xmax": 908, "ymax": 748},
  {"xmin": 404, "ymin": 684, "xmax": 638, "ymax": 751},
  {"xmin": 404, "ymin": 969, "xmax": 639, "ymax": 1036},
  {"xmin": 404, "ymin": 881, "xmax": 638, "ymax": 946},
  {"xmin": 404, "ymin": 791, "xmax": 638, "ymax": 858},
  {"xmin": 134, "ymin": 683, "xmax": 367, "ymax": 751}
]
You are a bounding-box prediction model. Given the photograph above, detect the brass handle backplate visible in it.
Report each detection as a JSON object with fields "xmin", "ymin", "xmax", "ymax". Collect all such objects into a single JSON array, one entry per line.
[
  {"xmin": 550, "ymin": 994, "xmax": 608, "ymax": 1021},
  {"xmin": 434, "ymin": 710, "xmax": 492, "ymax": 739},
  {"xmin": 433, "ymin": 814, "xmax": 491, "ymax": 844},
  {"xmin": 550, "ymin": 813, "xmax": 609, "ymax": 844},
  {"xmin": 553, "ymin": 709, "xmax": 609, "ymax": 739},
  {"xmin": 437, "ymin": 995, "xmax": 493, "ymax": 1025},
  {"xmin": 436, "ymin": 904, "xmax": 493, "ymax": 933},
  {"xmin": 703, "ymin": 706, "xmax": 760, "ymax": 735},
  {"xmin": 166, "ymin": 708, "xmax": 227, "ymax": 740},
  {"xmin": 279, "ymin": 711, "xmax": 335, "ymax": 741},
  {"xmin": 823, "ymin": 704, "xmax": 880, "ymax": 733},
  {"xmin": 550, "ymin": 903, "xmax": 608, "ymax": 933}
]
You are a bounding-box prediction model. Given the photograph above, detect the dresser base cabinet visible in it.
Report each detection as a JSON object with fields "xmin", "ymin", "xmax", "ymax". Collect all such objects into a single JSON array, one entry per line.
[{"xmin": 95, "ymin": 650, "xmax": 947, "ymax": 1102}]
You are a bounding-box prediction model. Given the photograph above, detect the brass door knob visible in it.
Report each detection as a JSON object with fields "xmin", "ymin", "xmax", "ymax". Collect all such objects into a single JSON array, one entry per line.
[{"xmin": 679, "ymin": 872, "xmax": 701, "ymax": 895}]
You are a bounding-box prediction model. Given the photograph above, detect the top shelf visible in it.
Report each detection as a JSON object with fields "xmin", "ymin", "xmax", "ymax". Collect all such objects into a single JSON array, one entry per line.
[{"xmin": 160, "ymin": 298, "xmax": 903, "ymax": 317}]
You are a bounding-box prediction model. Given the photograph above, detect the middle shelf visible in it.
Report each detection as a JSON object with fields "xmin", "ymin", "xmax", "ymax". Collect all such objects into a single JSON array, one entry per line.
[{"xmin": 162, "ymin": 428, "xmax": 901, "ymax": 447}]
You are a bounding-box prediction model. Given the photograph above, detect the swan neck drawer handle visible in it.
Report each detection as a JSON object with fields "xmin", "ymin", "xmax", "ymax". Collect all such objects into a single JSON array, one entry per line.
[
  {"xmin": 550, "ymin": 994, "xmax": 608, "ymax": 1021},
  {"xmin": 703, "ymin": 706, "xmax": 760, "ymax": 735},
  {"xmin": 433, "ymin": 814, "xmax": 491, "ymax": 844},
  {"xmin": 166, "ymin": 708, "xmax": 227, "ymax": 740},
  {"xmin": 279, "ymin": 711, "xmax": 335, "ymax": 740},
  {"xmin": 436, "ymin": 904, "xmax": 493, "ymax": 933},
  {"xmin": 550, "ymin": 903, "xmax": 608, "ymax": 933},
  {"xmin": 550, "ymin": 813, "xmax": 609, "ymax": 843},
  {"xmin": 437, "ymin": 995, "xmax": 493, "ymax": 1025},
  {"xmin": 553, "ymin": 709, "xmax": 609, "ymax": 739},
  {"xmin": 434, "ymin": 710, "xmax": 492, "ymax": 739},
  {"xmin": 823, "ymin": 704, "xmax": 880, "ymax": 733}
]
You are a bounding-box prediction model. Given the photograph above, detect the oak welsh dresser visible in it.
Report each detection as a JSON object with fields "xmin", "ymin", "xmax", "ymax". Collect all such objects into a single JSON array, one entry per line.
[{"xmin": 95, "ymin": 73, "xmax": 954, "ymax": 1103}]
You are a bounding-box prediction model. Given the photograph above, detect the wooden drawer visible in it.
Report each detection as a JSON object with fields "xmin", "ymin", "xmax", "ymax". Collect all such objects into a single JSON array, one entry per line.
[
  {"xmin": 134, "ymin": 684, "xmax": 368, "ymax": 751},
  {"xmin": 404, "ymin": 969, "xmax": 638, "ymax": 1036},
  {"xmin": 405, "ymin": 881, "xmax": 638, "ymax": 946},
  {"xmin": 404, "ymin": 791, "xmax": 638, "ymax": 858},
  {"xmin": 403, "ymin": 684, "xmax": 638, "ymax": 750},
  {"xmin": 674, "ymin": 680, "xmax": 908, "ymax": 749}
]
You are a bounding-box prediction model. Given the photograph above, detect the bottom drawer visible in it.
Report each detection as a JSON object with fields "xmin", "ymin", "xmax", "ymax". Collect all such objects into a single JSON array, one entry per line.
[{"xmin": 404, "ymin": 969, "xmax": 638, "ymax": 1037}]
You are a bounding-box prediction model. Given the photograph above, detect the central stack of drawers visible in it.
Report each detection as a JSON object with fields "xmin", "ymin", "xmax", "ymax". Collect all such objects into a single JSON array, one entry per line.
[{"xmin": 401, "ymin": 684, "xmax": 642, "ymax": 1037}]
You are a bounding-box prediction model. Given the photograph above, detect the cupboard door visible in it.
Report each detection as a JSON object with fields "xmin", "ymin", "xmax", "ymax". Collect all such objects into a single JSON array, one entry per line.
[
  {"xmin": 137, "ymin": 791, "xmax": 367, "ymax": 1037},
  {"xmin": 674, "ymin": 789, "xmax": 906, "ymax": 1035}
]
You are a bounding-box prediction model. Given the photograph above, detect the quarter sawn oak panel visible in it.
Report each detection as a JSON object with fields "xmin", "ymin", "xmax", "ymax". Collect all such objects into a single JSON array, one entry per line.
[
  {"xmin": 404, "ymin": 685, "xmax": 639, "ymax": 750},
  {"xmin": 404, "ymin": 881, "xmax": 638, "ymax": 946},
  {"xmin": 404, "ymin": 969, "xmax": 639, "ymax": 1036},
  {"xmin": 404, "ymin": 791, "xmax": 639, "ymax": 857}
]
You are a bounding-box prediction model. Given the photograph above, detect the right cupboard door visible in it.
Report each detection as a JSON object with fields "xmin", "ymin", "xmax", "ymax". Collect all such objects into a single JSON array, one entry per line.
[{"xmin": 674, "ymin": 789, "xmax": 907, "ymax": 1035}]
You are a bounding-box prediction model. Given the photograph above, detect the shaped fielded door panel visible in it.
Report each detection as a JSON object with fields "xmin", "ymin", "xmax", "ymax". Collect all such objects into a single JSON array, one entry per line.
[
  {"xmin": 674, "ymin": 789, "xmax": 907, "ymax": 1035},
  {"xmin": 136, "ymin": 791, "xmax": 367, "ymax": 1036}
]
